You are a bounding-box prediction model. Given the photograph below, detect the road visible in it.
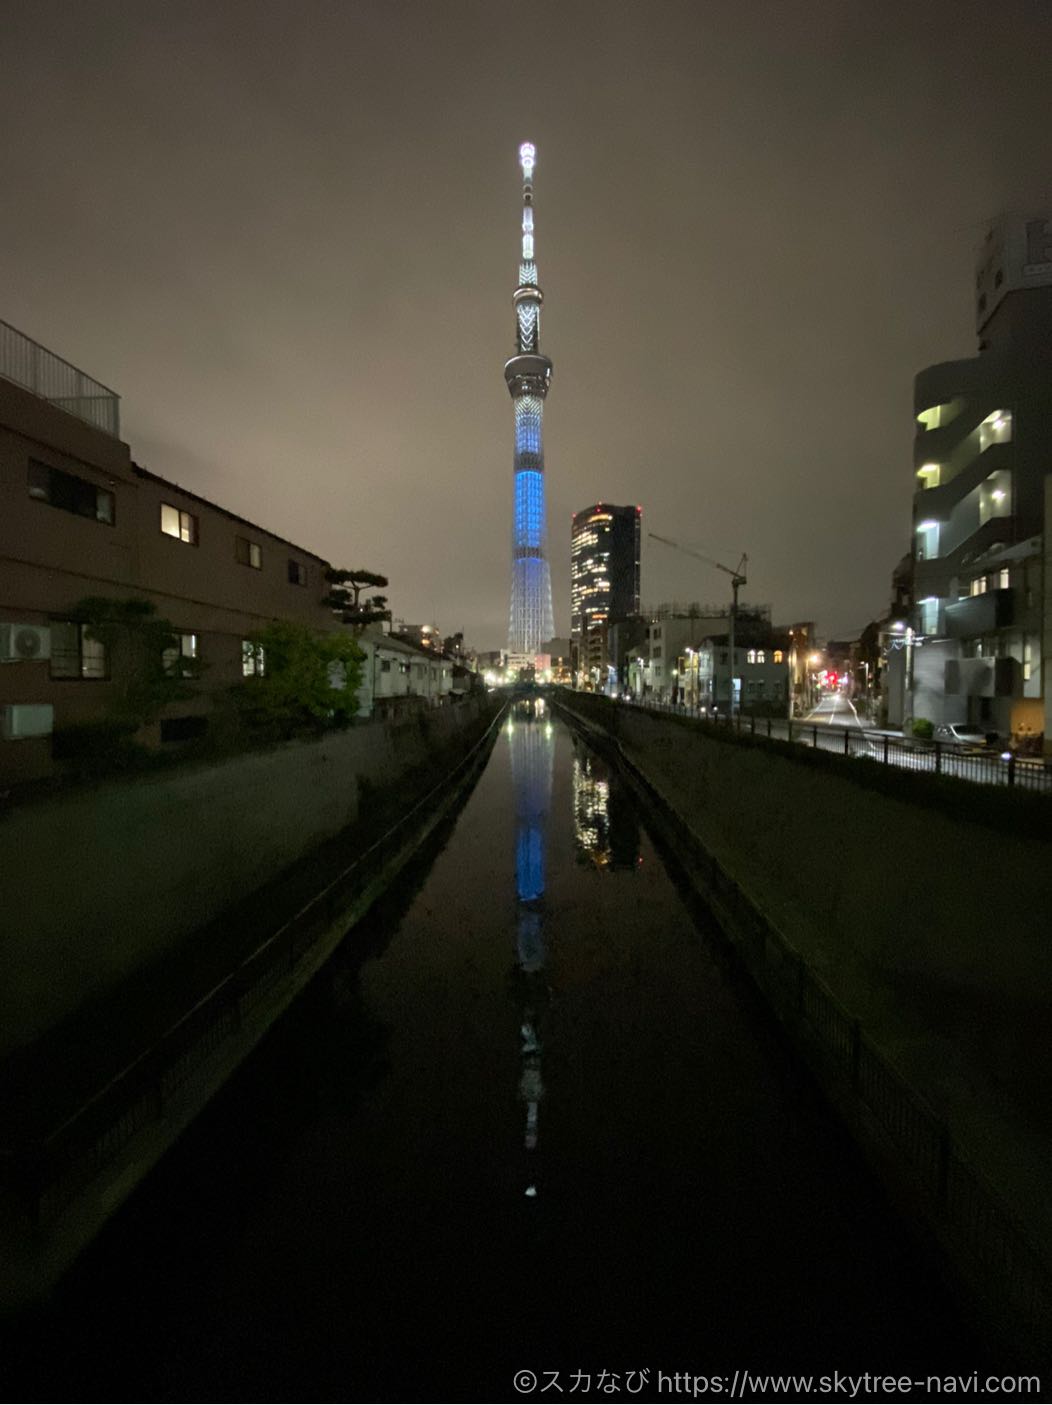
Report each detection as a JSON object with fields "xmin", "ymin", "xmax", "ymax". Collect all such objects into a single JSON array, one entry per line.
[
  {"xmin": 629, "ymin": 694, "xmax": 1049, "ymax": 792},
  {"xmin": 802, "ymin": 690, "xmax": 866, "ymax": 728}
]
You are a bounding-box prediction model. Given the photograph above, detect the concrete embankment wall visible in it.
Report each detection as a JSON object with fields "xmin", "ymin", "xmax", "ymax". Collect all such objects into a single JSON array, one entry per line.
[
  {"xmin": 0, "ymin": 697, "xmax": 495, "ymax": 1057},
  {"xmin": 558, "ymin": 693, "xmax": 1052, "ymax": 1223},
  {"xmin": 561, "ymin": 695, "xmax": 1049, "ymax": 1004},
  {"xmin": 559, "ymin": 694, "xmax": 1052, "ymax": 1355}
]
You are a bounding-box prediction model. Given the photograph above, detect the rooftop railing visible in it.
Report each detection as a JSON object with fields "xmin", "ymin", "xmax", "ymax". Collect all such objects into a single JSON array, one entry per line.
[{"xmin": 0, "ymin": 318, "xmax": 120, "ymax": 438}]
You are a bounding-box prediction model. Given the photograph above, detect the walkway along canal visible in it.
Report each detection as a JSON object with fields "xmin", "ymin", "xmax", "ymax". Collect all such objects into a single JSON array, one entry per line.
[{"xmin": 2, "ymin": 698, "xmax": 995, "ymax": 1401}]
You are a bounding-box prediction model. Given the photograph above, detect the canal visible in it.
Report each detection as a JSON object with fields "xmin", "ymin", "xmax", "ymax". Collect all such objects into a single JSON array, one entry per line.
[{"xmin": 4, "ymin": 698, "xmax": 981, "ymax": 1401}]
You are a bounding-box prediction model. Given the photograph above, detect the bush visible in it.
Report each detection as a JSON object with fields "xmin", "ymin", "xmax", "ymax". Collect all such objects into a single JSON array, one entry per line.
[
  {"xmin": 236, "ymin": 620, "xmax": 365, "ymax": 738},
  {"xmin": 52, "ymin": 718, "xmax": 144, "ymax": 772},
  {"xmin": 911, "ymin": 718, "xmax": 934, "ymax": 740}
]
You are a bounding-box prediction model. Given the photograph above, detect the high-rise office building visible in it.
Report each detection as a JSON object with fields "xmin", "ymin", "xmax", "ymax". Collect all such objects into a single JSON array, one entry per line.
[
  {"xmin": 505, "ymin": 143, "xmax": 554, "ymax": 659},
  {"xmin": 570, "ymin": 503, "xmax": 641, "ymax": 684},
  {"xmin": 904, "ymin": 211, "xmax": 1051, "ymax": 741}
]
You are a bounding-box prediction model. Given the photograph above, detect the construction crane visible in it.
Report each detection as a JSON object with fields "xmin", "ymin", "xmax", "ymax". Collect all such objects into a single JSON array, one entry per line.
[{"xmin": 648, "ymin": 533, "xmax": 748, "ymax": 713}]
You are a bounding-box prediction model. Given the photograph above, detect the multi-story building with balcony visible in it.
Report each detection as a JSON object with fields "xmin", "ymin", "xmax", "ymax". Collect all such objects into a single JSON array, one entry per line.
[{"xmin": 906, "ymin": 213, "xmax": 1051, "ymax": 742}]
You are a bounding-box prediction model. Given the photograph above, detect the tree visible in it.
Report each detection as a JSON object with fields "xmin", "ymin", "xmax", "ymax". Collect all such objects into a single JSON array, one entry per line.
[
  {"xmin": 71, "ymin": 596, "xmax": 199, "ymax": 732},
  {"xmin": 323, "ymin": 568, "xmax": 390, "ymax": 630},
  {"xmin": 238, "ymin": 619, "xmax": 366, "ymax": 734}
]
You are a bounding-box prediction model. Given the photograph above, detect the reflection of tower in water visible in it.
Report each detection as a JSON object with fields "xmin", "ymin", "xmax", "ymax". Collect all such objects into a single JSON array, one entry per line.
[
  {"xmin": 507, "ymin": 697, "xmax": 555, "ymax": 1196},
  {"xmin": 572, "ymin": 741, "xmax": 641, "ymax": 871}
]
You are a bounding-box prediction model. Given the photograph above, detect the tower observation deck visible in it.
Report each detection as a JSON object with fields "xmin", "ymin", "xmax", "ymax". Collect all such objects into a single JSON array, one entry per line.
[{"xmin": 505, "ymin": 141, "xmax": 555, "ymax": 657}]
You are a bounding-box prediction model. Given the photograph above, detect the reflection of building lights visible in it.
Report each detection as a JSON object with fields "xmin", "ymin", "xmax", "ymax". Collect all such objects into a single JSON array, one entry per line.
[
  {"xmin": 917, "ymin": 520, "xmax": 937, "ymax": 531},
  {"xmin": 573, "ymin": 756, "xmax": 612, "ymax": 865}
]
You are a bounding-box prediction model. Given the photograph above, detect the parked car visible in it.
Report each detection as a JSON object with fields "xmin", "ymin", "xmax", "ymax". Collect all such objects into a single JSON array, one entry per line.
[{"xmin": 932, "ymin": 723, "xmax": 998, "ymax": 752}]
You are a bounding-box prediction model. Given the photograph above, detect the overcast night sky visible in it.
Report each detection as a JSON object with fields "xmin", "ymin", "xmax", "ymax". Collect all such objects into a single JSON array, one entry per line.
[{"xmin": 2, "ymin": 0, "xmax": 1050, "ymax": 647}]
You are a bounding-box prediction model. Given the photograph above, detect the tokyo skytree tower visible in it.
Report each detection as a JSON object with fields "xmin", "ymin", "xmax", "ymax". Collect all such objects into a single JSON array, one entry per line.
[{"xmin": 505, "ymin": 142, "xmax": 555, "ymax": 656}]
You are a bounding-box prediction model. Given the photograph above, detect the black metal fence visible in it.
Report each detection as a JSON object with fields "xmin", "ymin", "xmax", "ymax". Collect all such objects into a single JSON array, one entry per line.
[
  {"xmin": 0, "ymin": 702, "xmax": 505, "ymax": 1234},
  {"xmin": 625, "ymin": 698, "xmax": 1052, "ymax": 793}
]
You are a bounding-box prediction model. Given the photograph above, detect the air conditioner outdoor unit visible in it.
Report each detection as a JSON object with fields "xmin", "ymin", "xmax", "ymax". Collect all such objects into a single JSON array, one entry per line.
[
  {"xmin": 0, "ymin": 624, "xmax": 51, "ymax": 662},
  {"xmin": 1, "ymin": 704, "xmax": 54, "ymax": 740}
]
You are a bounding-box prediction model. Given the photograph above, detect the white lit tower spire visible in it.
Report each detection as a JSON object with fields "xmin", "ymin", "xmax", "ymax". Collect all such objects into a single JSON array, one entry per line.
[{"xmin": 505, "ymin": 141, "xmax": 555, "ymax": 656}]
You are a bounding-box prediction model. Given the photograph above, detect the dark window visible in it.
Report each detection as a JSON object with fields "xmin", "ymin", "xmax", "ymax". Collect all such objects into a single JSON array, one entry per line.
[
  {"xmin": 236, "ymin": 536, "xmax": 262, "ymax": 569},
  {"xmin": 380, "ymin": 659, "xmax": 392, "ymax": 673},
  {"xmin": 50, "ymin": 621, "xmax": 108, "ymax": 679},
  {"xmin": 288, "ymin": 559, "xmax": 308, "ymax": 586},
  {"xmin": 160, "ymin": 503, "xmax": 198, "ymax": 544},
  {"xmin": 28, "ymin": 460, "xmax": 115, "ymax": 524},
  {"xmin": 977, "ymin": 293, "xmax": 987, "ymax": 314}
]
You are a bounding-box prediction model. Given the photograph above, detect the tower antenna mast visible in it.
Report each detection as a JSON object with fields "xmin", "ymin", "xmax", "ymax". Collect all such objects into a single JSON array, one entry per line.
[{"xmin": 505, "ymin": 142, "xmax": 555, "ymax": 662}]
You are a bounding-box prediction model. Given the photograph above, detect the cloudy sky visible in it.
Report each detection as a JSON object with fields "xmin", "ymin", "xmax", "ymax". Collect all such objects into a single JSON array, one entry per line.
[{"xmin": 2, "ymin": 0, "xmax": 1049, "ymax": 647}]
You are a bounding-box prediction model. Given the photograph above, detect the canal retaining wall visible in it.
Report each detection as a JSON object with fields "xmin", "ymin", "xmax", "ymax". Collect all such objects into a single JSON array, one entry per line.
[
  {"xmin": 0, "ymin": 696, "xmax": 498, "ymax": 1058},
  {"xmin": 555, "ymin": 691, "xmax": 1052, "ymax": 1353}
]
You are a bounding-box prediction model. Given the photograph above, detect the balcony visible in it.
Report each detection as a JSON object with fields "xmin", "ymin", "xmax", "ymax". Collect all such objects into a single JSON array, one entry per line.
[
  {"xmin": 914, "ymin": 515, "xmax": 1015, "ymax": 596},
  {"xmin": 916, "ymin": 441, "xmax": 1010, "ymax": 515},
  {"xmin": 944, "ymin": 588, "xmax": 1013, "ymax": 639},
  {"xmin": 0, "ymin": 319, "xmax": 120, "ymax": 437},
  {"xmin": 943, "ymin": 652, "xmax": 1019, "ymax": 699}
]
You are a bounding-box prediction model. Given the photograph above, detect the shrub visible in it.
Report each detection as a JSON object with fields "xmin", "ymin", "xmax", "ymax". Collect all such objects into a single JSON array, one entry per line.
[{"xmin": 237, "ymin": 620, "xmax": 366, "ymax": 737}]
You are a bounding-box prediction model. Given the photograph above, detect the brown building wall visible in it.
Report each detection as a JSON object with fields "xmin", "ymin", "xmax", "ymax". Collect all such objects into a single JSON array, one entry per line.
[{"xmin": 0, "ymin": 376, "xmax": 339, "ymax": 782}]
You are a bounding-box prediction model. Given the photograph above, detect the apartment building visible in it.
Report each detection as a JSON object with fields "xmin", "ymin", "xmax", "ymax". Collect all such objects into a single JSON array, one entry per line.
[
  {"xmin": 905, "ymin": 212, "xmax": 1050, "ymax": 741},
  {"xmin": 0, "ymin": 321, "xmax": 337, "ymax": 783}
]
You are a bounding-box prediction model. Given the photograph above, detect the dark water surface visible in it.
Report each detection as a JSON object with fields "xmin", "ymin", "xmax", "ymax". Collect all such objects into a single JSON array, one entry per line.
[{"xmin": 5, "ymin": 701, "xmax": 981, "ymax": 1401}]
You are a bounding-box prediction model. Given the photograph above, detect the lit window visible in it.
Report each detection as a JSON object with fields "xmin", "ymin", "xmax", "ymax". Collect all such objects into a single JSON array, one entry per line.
[
  {"xmin": 161, "ymin": 503, "xmax": 198, "ymax": 544},
  {"xmin": 241, "ymin": 640, "xmax": 265, "ymax": 677},
  {"xmin": 773, "ymin": 650, "xmax": 784, "ymax": 663},
  {"xmin": 1024, "ymin": 639, "xmax": 1034, "ymax": 682},
  {"xmin": 747, "ymin": 650, "xmax": 756, "ymax": 664},
  {"xmin": 757, "ymin": 650, "xmax": 766, "ymax": 664},
  {"xmin": 163, "ymin": 632, "xmax": 199, "ymax": 674},
  {"xmin": 236, "ymin": 536, "xmax": 262, "ymax": 569},
  {"xmin": 919, "ymin": 598, "xmax": 939, "ymax": 634},
  {"xmin": 915, "ymin": 520, "xmax": 940, "ymax": 561},
  {"xmin": 999, "ymin": 567, "xmax": 1010, "ymax": 590},
  {"xmin": 916, "ymin": 463, "xmax": 941, "ymax": 489},
  {"xmin": 50, "ymin": 621, "xmax": 108, "ymax": 679}
]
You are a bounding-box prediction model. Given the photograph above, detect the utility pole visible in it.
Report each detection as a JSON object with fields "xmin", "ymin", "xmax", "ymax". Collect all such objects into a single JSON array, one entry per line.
[{"xmin": 648, "ymin": 533, "xmax": 748, "ymax": 714}]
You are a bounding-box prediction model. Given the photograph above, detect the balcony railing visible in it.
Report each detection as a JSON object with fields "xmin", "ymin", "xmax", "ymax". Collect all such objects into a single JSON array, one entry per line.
[{"xmin": 0, "ymin": 318, "xmax": 120, "ymax": 438}]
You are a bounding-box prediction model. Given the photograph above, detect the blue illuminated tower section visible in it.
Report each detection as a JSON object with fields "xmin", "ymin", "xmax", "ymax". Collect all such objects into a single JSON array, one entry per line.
[{"xmin": 505, "ymin": 142, "xmax": 555, "ymax": 655}]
